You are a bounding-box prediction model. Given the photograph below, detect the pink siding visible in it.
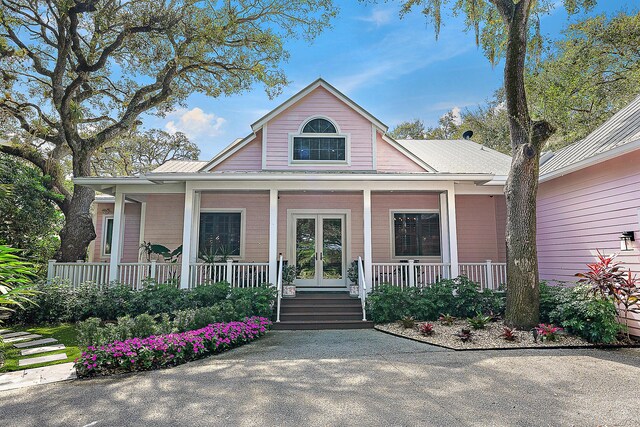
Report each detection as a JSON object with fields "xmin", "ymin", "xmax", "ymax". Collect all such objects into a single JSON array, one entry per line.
[
  {"xmin": 265, "ymin": 86, "xmax": 374, "ymax": 170},
  {"xmin": 277, "ymin": 192, "xmax": 364, "ymax": 262},
  {"xmin": 142, "ymin": 194, "xmax": 185, "ymax": 252},
  {"xmin": 376, "ymin": 131, "xmax": 425, "ymax": 173},
  {"xmin": 456, "ymin": 195, "xmax": 506, "ymax": 263},
  {"xmin": 371, "ymin": 192, "xmax": 440, "ymax": 262},
  {"xmin": 537, "ymin": 150, "xmax": 640, "ymax": 336},
  {"xmin": 199, "ymin": 192, "xmax": 269, "ymax": 261},
  {"xmin": 93, "ymin": 202, "xmax": 141, "ymax": 262},
  {"xmin": 211, "ymin": 130, "xmax": 263, "ymax": 171}
]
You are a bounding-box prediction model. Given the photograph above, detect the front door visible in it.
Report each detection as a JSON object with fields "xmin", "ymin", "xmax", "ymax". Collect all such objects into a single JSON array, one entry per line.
[{"xmin": 293, "ymin": 214, "xmax": 345, "ymax": 287}]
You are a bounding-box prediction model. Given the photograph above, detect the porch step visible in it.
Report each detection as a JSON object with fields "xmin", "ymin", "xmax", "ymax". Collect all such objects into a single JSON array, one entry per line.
[
  {"xmin": 272, "ymin": 320, "xmax": 374, "ymax": 330},
  {"xmin": 277, "ymin": 292, "xmax": 372, "ymax": 330}
]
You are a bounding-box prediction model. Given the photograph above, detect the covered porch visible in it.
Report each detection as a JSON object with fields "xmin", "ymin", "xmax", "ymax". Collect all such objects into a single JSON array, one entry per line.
[{"xmin": 51, "ymin": 176, "xmax": 507, "ymax": 291}]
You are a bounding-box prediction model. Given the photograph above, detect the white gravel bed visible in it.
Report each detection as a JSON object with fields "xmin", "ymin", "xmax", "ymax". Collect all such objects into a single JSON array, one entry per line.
[{"xmin": 375, "ymin": 320, "xmax": 603, "ymax": 350}]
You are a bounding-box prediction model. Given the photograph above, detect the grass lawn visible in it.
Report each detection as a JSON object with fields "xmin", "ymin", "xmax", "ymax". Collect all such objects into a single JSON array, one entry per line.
[{"xmin": 0, "ymin": 324, "xmax": 81, "ymax": 372}]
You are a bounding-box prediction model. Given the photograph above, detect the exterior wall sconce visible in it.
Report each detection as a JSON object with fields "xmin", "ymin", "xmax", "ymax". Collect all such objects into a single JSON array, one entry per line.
[
  {"xmin": 620, "ymin": 231, "xmax": 635, "ymax": 251},
  {"xmin": 102, "ymin": 208, "xmax": 111, "ymax": 214}
]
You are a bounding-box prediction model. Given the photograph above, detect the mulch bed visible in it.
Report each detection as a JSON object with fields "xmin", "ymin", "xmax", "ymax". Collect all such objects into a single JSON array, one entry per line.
[{"xmin": 375, "ymin": 320, "xmax": 640, "ymax": 351}]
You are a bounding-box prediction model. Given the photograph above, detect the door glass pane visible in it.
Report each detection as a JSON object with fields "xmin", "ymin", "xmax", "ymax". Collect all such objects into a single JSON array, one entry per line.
[
  {"xmin": 296, "ymin": 218, "xmax": 316, "ymax": 279},
  {"xmin": 322, "ymin": 218, "xmax": 343, "ymax": 279}
]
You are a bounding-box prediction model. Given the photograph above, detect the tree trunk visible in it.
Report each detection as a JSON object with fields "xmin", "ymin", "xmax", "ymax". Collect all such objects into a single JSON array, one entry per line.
[
  {"xmin": 500, "ymin": 0, "xmax": 553, "ymax": 330},
  {"xmin": 57, "ymin": 151, "xmax": 96, "ymax": 261}
]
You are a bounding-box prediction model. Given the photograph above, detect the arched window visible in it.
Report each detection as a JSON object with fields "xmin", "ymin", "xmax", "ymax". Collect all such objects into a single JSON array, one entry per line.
[{"xmin": 292, "ymin": 118, "xmax": 347, "ymax": 162}]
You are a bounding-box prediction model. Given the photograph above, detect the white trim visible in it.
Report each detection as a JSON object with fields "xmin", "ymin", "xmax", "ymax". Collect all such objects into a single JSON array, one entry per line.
[
  {"xmin": 251, "ymin": 78, "xmax": 388, "ymax": 132},
  {"xmin": 180, "ymin": 183, "xmax": 195, "ymax": 289},
  {"xmin": 288, "ymin": 132, "xmax": 351, "ymax": 166},
  {"xmin": 190, "ymin": 193, "xmax": 201, "ymax": 263},
  {"xmin": 268, "ymin": 189, "xmax": 278, "ymax": 284},
  {"xmin": 109, "ymin": 189, "xmax": 125, "ymax": 282},
  {"xmin": 261, "ymin": 124, "xmax": 268, "ymax": 169},
  {"xmin": 439, "ymin": 193, "xmax": 450, "ymax": 267},
  {"xmin": 297, "ymin": 115, "xmax": 342, "ymax": 134},
  {"xmin": 101, "ymin": 215, "xmax": 114, "ymax": 259},
  {"xmin": 138, "ymin": 202, "xmax": 146, "ymax": 261},
  {"xmin": 371, "ymin": 125, "xmax": 377, "ymax": 170},
  {"xmin": 388, "ymin": 209, "xmax": 442, "ymax": 261},
  {"xmin": 197, "ymin": 208, "xmax": 247, "ymax": 260},
  {"xmin": 381, "ymin": 134, "xmax": 437, "ymax": 173},
  {"xmin": 133, "ymin": 173, "xmax": 495, "ymax": 183},
  {"xmin": 363, "ymin": 189, "xmax": 373, "ymax": 292},
  {"xmin": 446, "ymin": 187, "xmax": 459, "ymax": 277},
  {"xmin": 539, "ymin": 138, "xmax": 640, "ymax": 183},
  {"xmin": 200, "ymin": 133, "xmax": 258, "ymax": 172}
]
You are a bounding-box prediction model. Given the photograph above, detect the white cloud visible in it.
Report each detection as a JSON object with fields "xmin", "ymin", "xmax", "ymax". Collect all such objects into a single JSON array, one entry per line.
[
  {"xmin": 450, "ymin": 107, "xmax": 462, "ymax": 125},
  {"xmin": 165, "ymin": 107, "xmax": 226, "ymax": 138},
  {"xmin": 356, "ymin": 8, "xmax": 394, "ymax": 27}
]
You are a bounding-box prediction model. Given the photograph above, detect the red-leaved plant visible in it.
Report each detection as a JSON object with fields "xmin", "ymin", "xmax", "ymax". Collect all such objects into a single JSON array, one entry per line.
[
  {"xmin": 575, "ymin": 251, "xmax": 625, "ymax": 298},
  {"xmin": 501, "ymin": 327, "xmax": 518, "ymax": 342},
  {"xmin": 616, "ymin": 271, "xmax": 640, "ymax": 341},
  {"xmin": 419, "ymin": 323, "xmax": 435, "ymax": 336},
  {"xmin": 534, "ymin": 324, "xmax": 563, "ymax": 342}
]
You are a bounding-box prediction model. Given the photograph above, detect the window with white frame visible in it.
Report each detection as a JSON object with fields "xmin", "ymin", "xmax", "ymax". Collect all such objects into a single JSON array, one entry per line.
[
  {"xmin": 198, "ymin": 212, "xmax": 242, "ymax": 258},
  {"xmin": 102, "ymin": 217, "xmax": 114, "ymax": 256},
  {"xmin": 392, "ymin": 212, "xmax": 441, "ymax": 257},
  {"xmin": 292, "ymin": 118, "xmax": 347, "ymax": 162}
]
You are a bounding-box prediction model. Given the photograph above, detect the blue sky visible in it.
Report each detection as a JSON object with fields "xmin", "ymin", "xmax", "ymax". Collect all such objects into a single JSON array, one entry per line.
[{"xmin": 145, "ymin": 1, "xmax": 631, "ymax": 160}]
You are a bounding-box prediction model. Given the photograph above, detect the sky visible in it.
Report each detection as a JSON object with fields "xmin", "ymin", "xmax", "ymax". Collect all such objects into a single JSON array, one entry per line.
[{"xmin": 144, "ymin": 1, "xmax": 632, "ymax": 160}]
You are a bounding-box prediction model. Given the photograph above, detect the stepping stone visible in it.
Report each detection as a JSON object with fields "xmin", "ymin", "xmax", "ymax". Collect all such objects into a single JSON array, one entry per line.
[
  {"xmin": 21, "ymin": 344, "xmax": 66, "ymax": 356},
  {"xmin": 13, "ymin": 338, "xmax": 57, "ymax": 348},
  {"xmin": 0, "ymin": 329, "xmax": 11, "ymax": 334},
  {"xmin": 0, "ymin": 362, "xmax": 76, "ymax": 391},
  {"xmin": 3, "ymin": 334, "xmax": 42, "ymax": 343},
  {"xmin": 18, "ymin": 353, "xmax": 68, "ymax": 367},
  {"xmin": 1, "ymin": 331, "xmax": 30, "ymax": 339}
]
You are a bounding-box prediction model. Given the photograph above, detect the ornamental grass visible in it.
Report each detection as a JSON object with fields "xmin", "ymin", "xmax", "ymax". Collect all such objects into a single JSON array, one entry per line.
[{"xmin": 75, "ymin": 316, "xmax": 271, "ymax": 377}]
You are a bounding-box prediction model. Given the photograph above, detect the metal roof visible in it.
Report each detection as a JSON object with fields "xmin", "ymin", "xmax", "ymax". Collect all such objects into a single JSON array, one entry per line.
[
  {"xmin": 540, "ymin": 94, "xmax": 640, "ymax": 176},
  {"xmin": 150, "ymin": 160, "xmax": 209, "ymax": 173},
  {"xmin": 396, "ymin": 139, "xmax": 512, "ymax": 175}
]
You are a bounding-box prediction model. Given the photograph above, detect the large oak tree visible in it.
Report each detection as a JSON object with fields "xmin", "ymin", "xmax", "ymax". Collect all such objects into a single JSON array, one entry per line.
[
  {"xmin": 0, "ymin": 0, "xmax": 335, "ymax": 261},
  {"xmin": 396, "ymin": 0, "xmax": 596, "ymax": 328}
]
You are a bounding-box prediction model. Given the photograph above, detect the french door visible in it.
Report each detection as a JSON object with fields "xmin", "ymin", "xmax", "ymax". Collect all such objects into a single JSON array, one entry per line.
[{"xmin": 293, "ymin": 214, "xmax": 345, "ymax": 287}]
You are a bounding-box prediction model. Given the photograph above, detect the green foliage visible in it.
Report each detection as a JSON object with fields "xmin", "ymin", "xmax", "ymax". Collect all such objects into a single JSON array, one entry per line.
[
  {"xmin": 388, "ymin": 119, "xmax": 427, "ymax": 139},
  {"xmin": 539, "ymin": 282, "xmax": 565, "ymax": 323},
  {"xmin": 281, "ymin": 264, "xmax": 298, "ymax": 286},
  {"xmin": 548, "ymin": 285, "xmax": 621, "ymax": 344},
  {"xmin": 11, "ymin": 281, "xmax": 275, "ymax": 326},
  {"xmin": 399, "ymin": 316, "xmax": 416, "ymax": 329},
  {"xmin": 467, "ymin": 313, "xmax": 492, "ymax": 330},
  {"xmin": 0, "ymin": 245, "xmax": 39, "ymax": 321},
  {"xmin": 0, "ymin": 154, "xmax": 63, "ymax": 268},
  {"xmin": 366, "ymin": 277, "xmax": 505, "ymax": 323}
]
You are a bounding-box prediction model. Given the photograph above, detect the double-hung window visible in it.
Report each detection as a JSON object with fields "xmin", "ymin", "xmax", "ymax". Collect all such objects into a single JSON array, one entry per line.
[
  {"xmin": 392, "ymin": 212, "xmax": 441, "ymax": 258},
  {"xmin": 102, "ymin": 217, "xmax": 114, "ymax": 257},
  {"xmin": 198, "ymin": 212, "xmax": 243, "ymax": 258},
  {"xmin": 291, "ymin": 118, "xmax": 347, "ymax": 163}
]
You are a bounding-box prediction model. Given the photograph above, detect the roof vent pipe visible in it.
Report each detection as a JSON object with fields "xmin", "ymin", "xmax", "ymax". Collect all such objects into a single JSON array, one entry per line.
[{"xmin": 462, "ymin": 130, "xmax": 474, "ymax": 140}]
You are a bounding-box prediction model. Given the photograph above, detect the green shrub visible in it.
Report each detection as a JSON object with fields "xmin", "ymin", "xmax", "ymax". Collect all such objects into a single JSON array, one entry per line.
[
  {"xmin": 549, "ymin": 285, "xmax": 621, "ymax": 344},
  {"xmin": 132, "ymin": 283, "xmax": 186, "ymax": 315},
  {"xmin": 539, "ymin": 282, "xmax": 565, "ymax": 323},
  {"xmin": 366, "ymin": 277, "xmax": 505, "ymax": 323}
]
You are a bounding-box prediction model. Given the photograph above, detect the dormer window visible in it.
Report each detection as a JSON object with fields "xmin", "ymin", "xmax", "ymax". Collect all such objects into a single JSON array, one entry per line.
[{"xmin": 290, "ymin": 117, "xmax": 349, "ymax": 164}]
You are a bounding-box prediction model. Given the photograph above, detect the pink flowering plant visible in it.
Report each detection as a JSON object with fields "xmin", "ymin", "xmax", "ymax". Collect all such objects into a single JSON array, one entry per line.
[
  {"xmin": 75, "ymin": 316, "xmax": 271, "ymax": 377},
  {"xmin": 534, "ymin": 323, "xmax": 563, "ymax": 342}
]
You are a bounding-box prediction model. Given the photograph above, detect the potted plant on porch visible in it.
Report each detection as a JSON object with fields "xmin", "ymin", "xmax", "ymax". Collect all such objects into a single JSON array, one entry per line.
[
  {"xmin": 347, "ymin": 260, "xmax": 360, "ymax": 297},
  {"xmin": 281, "ymin": 264, "xmax": 298, "ymax": 298}
]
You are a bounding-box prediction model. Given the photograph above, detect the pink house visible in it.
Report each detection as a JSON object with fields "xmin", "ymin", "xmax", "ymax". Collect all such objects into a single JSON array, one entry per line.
[
  {"xmin": 53, "ymin": 79, "xmax": 511, "ymax": 327},
  {"xmin": 537, "ymin": 94, "xmax": 640, "ymax": 335}
]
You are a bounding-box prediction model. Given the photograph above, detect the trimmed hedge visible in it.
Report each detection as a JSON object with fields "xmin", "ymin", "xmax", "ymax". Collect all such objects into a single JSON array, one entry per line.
[
  {"xmin": 366, "ymin": 277, "xmax": 505, "ymax": 323},
  {"xmin": 75, "ymin": 316, "xmax": 271, "ymax": 377}
]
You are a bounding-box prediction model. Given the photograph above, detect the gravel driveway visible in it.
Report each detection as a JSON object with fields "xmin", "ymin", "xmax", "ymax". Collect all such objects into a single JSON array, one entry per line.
[{"xmin": 1, "ymin": 329, "xmax": 639, "ymax": 427}]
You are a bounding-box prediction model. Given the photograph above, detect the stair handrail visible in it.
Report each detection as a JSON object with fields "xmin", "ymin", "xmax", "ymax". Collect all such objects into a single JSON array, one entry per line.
[
  {"xmin": 276, "ymin": 255, "xmax": 283, "ymax": 323},
  {"xmin": 357, "ymin": 256, "xmax": 367, "ymax": 321}
]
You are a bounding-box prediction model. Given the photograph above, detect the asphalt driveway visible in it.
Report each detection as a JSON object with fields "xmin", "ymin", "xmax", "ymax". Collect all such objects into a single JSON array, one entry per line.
[{"xmin": 2, "ymin": 329, "xmax": 639, "ymax": 426}]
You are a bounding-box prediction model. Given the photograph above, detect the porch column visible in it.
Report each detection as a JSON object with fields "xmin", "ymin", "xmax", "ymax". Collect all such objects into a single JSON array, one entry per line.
[
  {"xmin": 180, "ymin": 183, "xmax": 196, "ymax": 289},
  {"xmin": 363, "ymin": 189, "xmax": 373, "ymax": 292},
  {"xmin": 444, "ymin": 186, "xmax": 459, "ymax": 277},
  {"xmin": 268, "ymin": 189, "xmax": 278, "ymax": 285},
  {"xmin": 108, "ymin": 188, "xmax": 125, "ymax": 282}
]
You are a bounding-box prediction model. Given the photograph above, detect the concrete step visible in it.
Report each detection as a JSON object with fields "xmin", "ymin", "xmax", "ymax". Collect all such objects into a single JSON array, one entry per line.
[
  {"xmin": 18, "ymin": 353, "xmax": 67, "ymax": 367},
  {"xmin": 13, "ymin": 338, "xmax": 58, "ymax": 348},
  {"xmin": 282, "ymin": 298, "xmax": 361, "ymax": 306},
  {"xmin": 280, "ymin": 304, "xmax": 363, "ymax": 314},
  {"xmin": 21, "ymin": 344, "xmax": 66, "ymax": 356},
  {"xmin": 272, "ymin": 320, "xmax": 374, "ymax": 330},
  {"xmin": 280, "ymin": 312, "xmax": 364, "ymax": 322},
  {"xmin": 3, "ymin": 334, "xmax": 42, "ymax": 343}
]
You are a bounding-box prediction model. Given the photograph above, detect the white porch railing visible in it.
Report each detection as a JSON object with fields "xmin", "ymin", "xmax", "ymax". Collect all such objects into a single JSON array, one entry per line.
[
  {"xmin": 371, "ymin": 261, "xmax": 451, "ymax": 290},
  {"xmin": 189, "ymin": 261, "xmax": 269, "ymax": 288},
  {"xmin": 276, "ymin": 255, "xmax": 283, "ymax": 323},
  {"xmin": 459, "ymin": 261, "xmax": 507, "ymax": 290},
  {"xmin": 357, "ymin": 256, "xmax": 367, "ymax": 321},
  {"xmin": 47, "ymin": 261, "xmax": 110, "ymax": 288}
]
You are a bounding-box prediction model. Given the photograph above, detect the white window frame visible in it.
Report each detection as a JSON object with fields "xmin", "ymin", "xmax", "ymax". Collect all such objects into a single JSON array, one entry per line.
[
  {"xmin": 196, "ymin": 208, "xmax": 246, "ymax": 260},
  {"xmin": 288, "ymin": 116, "xmax": 351, "ymax": 166},
  {"xmin": 101, "ymin": 215, "xmax": 114, "ymax": 258},
  {"xmin": 389, "ymin": 209, "xmax": 442, "ymax": 261}
]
